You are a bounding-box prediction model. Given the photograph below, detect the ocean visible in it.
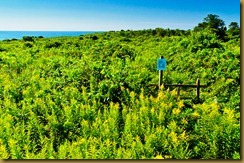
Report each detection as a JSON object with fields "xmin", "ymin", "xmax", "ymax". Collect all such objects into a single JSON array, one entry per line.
[{"xmin": 0, "ymin": 31, "xmax": 104, "ymax": 40}]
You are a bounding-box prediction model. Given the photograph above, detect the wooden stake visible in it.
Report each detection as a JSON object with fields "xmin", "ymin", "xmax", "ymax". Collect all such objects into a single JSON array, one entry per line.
[
  {"xmin": 196, "ymin": 78, "xmax": 200, "ymax": 99},
  {"xmin": 158, "ymin": 56, "xmax": 164, "ymax": 89},
  {"xmin": 177, "ymin": 83, "xmax": 181, "ymax": 99}
]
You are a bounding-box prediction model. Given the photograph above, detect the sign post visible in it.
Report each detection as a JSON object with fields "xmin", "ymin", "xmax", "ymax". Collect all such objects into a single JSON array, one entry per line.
[{"xmin": 157, "ymin": 56, "xmax": 166, "ymax": 89}]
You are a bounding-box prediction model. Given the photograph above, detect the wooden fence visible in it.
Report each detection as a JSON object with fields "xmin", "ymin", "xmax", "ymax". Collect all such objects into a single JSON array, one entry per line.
[
  {"xmin": 150, "ymin": 79, "xmax": 208, "ymax": 99},
  {"xmin": 151, "ymin": 56, "xmax": 208, "ymax": 102},
  {"xmin": 150, "ymin": 78, "xmax": 208, "ymax": 100}
]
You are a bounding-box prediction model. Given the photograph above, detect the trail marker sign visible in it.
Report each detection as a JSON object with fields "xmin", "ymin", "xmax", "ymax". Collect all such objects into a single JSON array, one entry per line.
[{"xmin": 157, "ymin": 58, "xmax": 166, "ymax": 70}]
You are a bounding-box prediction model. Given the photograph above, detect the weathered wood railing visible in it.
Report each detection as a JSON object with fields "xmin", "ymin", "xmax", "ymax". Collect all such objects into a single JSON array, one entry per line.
[
  {"xmin": 150, "ymin": 78, "xmax": 208, "ymax": 100},
  {"xmin": 152, "ymin": 56, "xmax": 208, "ymax": 102}
]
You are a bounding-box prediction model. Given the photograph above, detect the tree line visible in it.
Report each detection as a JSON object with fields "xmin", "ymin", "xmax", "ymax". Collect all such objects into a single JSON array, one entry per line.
[{"xmin": 106, "ymin": 14, "xmax": 239, "ymax": 41}]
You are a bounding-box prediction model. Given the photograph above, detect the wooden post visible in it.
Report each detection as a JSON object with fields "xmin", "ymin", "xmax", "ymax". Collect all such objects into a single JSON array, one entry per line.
[
  {"xmin": 177, "ymin": 83, "xmax": 181, "ymax": 99},
  {"xmin": 158, "ymin": 56, "xmax": 164, "ymax": 89},
  {"xmin": 196, "ymin": 78, "xmax": 200, "ymax": 99}
]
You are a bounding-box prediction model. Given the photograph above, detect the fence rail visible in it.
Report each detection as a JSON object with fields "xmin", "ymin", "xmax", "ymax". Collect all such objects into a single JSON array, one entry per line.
[
  {"xmin": 150, "ymin": 84, "xmax": 208, "ymax": 88},
  {"xmin": 150, "ymin": 78, "xmax": 208, "ymax": 101}
]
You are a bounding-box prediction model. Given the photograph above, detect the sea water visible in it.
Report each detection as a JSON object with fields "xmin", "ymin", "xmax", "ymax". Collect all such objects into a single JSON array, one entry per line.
[{"xmin": 0, "ymin": 31, "xmax": 104, "ymax": 40}]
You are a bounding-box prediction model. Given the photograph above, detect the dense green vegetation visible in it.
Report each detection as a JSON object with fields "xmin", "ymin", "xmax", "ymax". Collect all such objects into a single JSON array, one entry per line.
[{"xmin": 0, "ymin": 14, "xmax": 240, "ymax": 159}]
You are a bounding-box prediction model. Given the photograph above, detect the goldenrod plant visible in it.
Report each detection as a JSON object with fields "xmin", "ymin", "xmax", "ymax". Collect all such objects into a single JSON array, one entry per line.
[{"xmin": 0, "ymin": 15, "xmax": 240, "ymax": 159}]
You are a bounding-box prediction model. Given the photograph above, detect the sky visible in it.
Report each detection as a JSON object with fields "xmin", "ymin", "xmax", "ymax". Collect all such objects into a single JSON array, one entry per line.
[{"xmin": 0, "ymin": 0, "xmax": 240, "ymax": 31}]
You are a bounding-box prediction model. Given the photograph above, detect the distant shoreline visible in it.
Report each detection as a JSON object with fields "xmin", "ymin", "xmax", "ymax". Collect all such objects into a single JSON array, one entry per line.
[{"xmin": 0, "ymin": 31, "xmax": 105, "ymax": 40}]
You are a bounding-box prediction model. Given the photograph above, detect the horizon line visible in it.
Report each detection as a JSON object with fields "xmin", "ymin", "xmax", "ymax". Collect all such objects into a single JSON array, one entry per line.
[
  {"xmin": 0, "ymin": 28, "xmax": 193, "ymax": 32},
  {"xmin": 0, "ymin": 30, "xmax": 108, "ymax": 32}
]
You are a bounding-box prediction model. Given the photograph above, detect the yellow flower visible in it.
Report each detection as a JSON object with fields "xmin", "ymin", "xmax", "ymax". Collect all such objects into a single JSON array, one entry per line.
[
  {"xmin": 120, "ymin": 86, "xmax": 125, "ymax": 91},
  {"xmin": 140, "ymin": 106, "xmax": 147, "ymax": 113},
  {"xmin": 139, "ymin": 92, "xmax": 144, "ymax": 101},
  {"xmin": 178, "ymin": 100, "xmax": 184, "ymax": 108},
  {"xmin": 179, "ymin": 131, "xmax": 188, "ymax": 140},
  {"xmin": 154, "ymin": 97, "xmax": 159, "ymax": 103},
  {"xmin": 168, "ymin": 121, "xmax": 177, "ymax": 131},
  {"xmin": 164, "ymin": 155, "xmax": 172, "ymax": 159},
  {"xmin": 159, "ymin": 84, "xmax": 164, "ymax": 90},
  {"xmin": 158, "ymin": 91, "xmax": 164, "ymax": 99},
  {"xmin": 169, "ymin": 131, "xmax": 178, "ymax": 144},
  {"xmin": 172, "ymin": 108, "xmax": 181, "ymax": 115},
  {"xmin": 168, "ymin": 102, "xmax": 173, "ymax": 108},
  {"xmin": 114, "ymin": 103, "xmax": 119, "ymax": 110},
  {"xmin": 181, "ymin": 118, "xmax": 188, "ymax": 124},
  {"xmin": 171, "ymin": 89, "xmax": 178, "ymax": 96},
  {"xmin": 8, "ymin": 139, "xmax": 16, "ymax": 146},
  {"xmin": 75, "ymin": 138, "xmax": 86, "ymax": 146},
  {"xmin": 210, "ymin": 102, "xmax": 219, "ymax": 110},
  {"xmin": 0, "ymin": 144, "xmax": 8, "ymax": 158},
  {"xmin": 130, "ymin": 91, "xmax": 135, "ymax": 99},
  {"xmin": 223, "ymin": 108, "xmax": 234, "ymax": 122},
  {"xmin": 154, "ymin": 155, "xmax": 164, "ymax": 159},
  {"xmin": 136, "ymin": 99, "xmax": 140, "ymax": 105},
  {"xmin": 192, "ymin": 111, "xmax": 200, "ymax": 118}
]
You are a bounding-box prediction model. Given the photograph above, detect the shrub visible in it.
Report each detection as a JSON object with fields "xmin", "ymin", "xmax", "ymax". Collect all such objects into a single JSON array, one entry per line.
[{"xmin": 23, "ymin": 36, "xmax": 34, "ymax": 42}]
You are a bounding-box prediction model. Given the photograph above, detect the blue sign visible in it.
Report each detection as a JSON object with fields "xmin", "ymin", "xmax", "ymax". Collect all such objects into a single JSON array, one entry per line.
[{"xmin": 157, "ymin": 58, "xmax": 166, "ymax": 70}]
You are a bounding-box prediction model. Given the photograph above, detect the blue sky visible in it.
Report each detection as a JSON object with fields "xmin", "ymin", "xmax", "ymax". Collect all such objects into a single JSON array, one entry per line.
[{"xmin": 0, "ymin": 0, "xmax": 240, "ymax": 31}]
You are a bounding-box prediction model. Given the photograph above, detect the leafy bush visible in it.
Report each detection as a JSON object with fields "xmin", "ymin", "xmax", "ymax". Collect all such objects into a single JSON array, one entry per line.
[
  {"xmin": 0, "ymin": 23, "xmax": 240, "ymax": 159},
  {"xmin": 23, "ymin": 36, "xmax": 34, "ymax": 42},
  {"xmin": 45, "ymin": 41, "xmax": 62, "ymax": 48},
  {"xmin": 24, "ymin": 42, "xmax": 33, "ymax": 48}
]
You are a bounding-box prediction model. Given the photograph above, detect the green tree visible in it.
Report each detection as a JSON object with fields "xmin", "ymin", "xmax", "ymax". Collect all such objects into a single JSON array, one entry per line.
[
  {"xmin": 194, "ymin": 14, "xmax": 227, "ymax": 40},
  {"xmin": 227, "ymin": 22, "xmax": 240, "ymax": 38}
]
